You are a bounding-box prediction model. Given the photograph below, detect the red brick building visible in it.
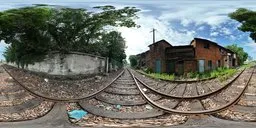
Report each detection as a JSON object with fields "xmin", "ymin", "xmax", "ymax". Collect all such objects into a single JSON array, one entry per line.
[{"xmin": 137, "ymin": 38, "xmax": 238, "ymax": 75}]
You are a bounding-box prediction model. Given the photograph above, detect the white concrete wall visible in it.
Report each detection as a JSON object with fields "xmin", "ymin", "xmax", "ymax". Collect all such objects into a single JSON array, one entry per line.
[{"xmin": 9, "ymin": 52, "xmax": 106, "ymax": 75}]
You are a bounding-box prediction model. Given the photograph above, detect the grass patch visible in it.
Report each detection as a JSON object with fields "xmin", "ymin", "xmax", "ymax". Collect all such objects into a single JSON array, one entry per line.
[
  {"xmin": 137, "ymin": 70, "xmax": 175, "ymax": 81},
  {"xmin": 186, "ymin": 67, "xmax": 237, "ymax": 82},
  {"xmin": 138, "ymin": 67, "xmax": 238, "ymax": 82},
  {"xmin": 241, "ymin": 61, "xmax": 256, "ymax": 68}
]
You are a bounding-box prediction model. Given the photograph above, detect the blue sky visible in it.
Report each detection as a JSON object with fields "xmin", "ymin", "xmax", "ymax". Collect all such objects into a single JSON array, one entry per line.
[{"xmin": 0, "ymin": 0, "xmax": 256, "ymax": 60}]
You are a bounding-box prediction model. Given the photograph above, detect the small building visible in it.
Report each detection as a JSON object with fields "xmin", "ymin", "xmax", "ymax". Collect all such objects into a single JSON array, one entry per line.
[{"xmin": 137, "ymin": 38, "xmax": 238, "ymax": 75}]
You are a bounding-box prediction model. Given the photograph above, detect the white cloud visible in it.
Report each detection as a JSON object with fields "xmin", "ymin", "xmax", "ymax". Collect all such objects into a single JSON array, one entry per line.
[
  {"xmin": 198, "ymin": 26, "xmax": 205, "ymax": 31},
  {"xmin": 221, "ymin": 27, "xmax": 232, "ymax": 35},
  {"xmin": 158, "ymin": 1, "xmax": 256, "ymax": 27},
  {"xmin": 0, "ymin": 40, "xmax": 9, "ymax": 60},
  {"xmin": 210, "ymin": 32, "xmax": 219, "ymax": 37},
  {"xmin": 229, "ymin": 35, "xmax": 236, "ymax": 41},
  {"xmin": 245, "ymin": 42, "xmax": 256, "ymax": 54},
  {"xmin": 1, "ymin": 0, "xmax": 256, "ymax": 60},
  {"xmin": 210, "ymin": 26, "xmax": 233, "ymax": 38},
  {"xmin": 0, "ymin": 40, "xmax": 8, "ymax": 49},
  {"xmin": 0, "ymin": 4, "xmax": 16, "ymax": 11},
  {"xmin": 180, "ymin": 18, "xmax": 191, "ymax": 27},
  {"xmin": 243, "ymin": 38, "xmax": 256, "ymax": 58},
  {"xmin": 117, "ymin": 14, "xmax": 195, "ymax": 58}
]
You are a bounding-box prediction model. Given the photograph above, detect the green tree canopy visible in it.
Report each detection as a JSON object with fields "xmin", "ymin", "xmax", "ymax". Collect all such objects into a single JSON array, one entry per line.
[
  {"xmin": 226, "ymin": 44, "xmax": 248, "ymax": 65},
  {"xmin": 0, "ymin": 7, "xmax": 52, "ymax": 68},
  {"xmin": 229, "ymin": 8, "xmax": 256, "ymax": 42},
  {"xmin": 129, "ymin": 55, "xmax": 138, "ymax": 68},
  {"xmin": 0, "ymin": 5, "xmax": 140, "ymax": 68}
]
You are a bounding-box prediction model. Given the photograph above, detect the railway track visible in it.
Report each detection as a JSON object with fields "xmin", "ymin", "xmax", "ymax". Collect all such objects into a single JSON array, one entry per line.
[
  {"xmin": 0, "ymin": 66, "xmax": 54, "ymax": 122},
  {"xmin": 1, "ymin": 64, "xmax": 255, "ymax": 126},
  {"xmin": 134, "ymin": 69, "xmax": 245, "ymax": 99},
  {"xmin": 130, "ymin": 67, "xmax": 254, "ymax": 115},
  {"xmin": 213, "ymin": 67, "xmax": 256, "ymax": 121},
  {"xmin": 2, "ymin": 64, "xmax": 124, "ymax": 102},
  {"xmin": 78, "ymin": 69, "xmax": 165, "ymax": 119}
]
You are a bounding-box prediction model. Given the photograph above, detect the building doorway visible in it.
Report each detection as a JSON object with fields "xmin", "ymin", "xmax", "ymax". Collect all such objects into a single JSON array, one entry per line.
[
  {"xmin": 155, "ymin": 60, "xmax": 161, "ymax": 73},
  {"xmin": 198, "ymin": 60, "xmax": 205, "ymax": 73},
  {"xmin": 167, "ymin": 61, "xmax": 175, "ymax": 74},
  {"xmin": 232, "ymin": 59, "xmax": 236, "ymax": 67},
  {"xmin": 177, "ymin": 61, "xmax": 184, "ymax": 75}
]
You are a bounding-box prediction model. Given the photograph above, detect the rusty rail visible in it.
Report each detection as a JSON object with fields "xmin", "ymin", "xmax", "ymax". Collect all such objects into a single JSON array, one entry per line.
[
  {"xmin": 2, "ymin": 64, "xmax": 124, "ymax": 102},
  {"xmin": 129, "ymin": 68, "xmax": 254, "ymax": 115},
  {"xmin": 133, "ymin": 68, "xmax": 245, "ymax": 99}
]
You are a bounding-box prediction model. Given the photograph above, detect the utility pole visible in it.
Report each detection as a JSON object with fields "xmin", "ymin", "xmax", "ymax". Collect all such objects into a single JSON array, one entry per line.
[{"xmin": 150, "ymin": 28, "xmax": 156, "ymax": 43}]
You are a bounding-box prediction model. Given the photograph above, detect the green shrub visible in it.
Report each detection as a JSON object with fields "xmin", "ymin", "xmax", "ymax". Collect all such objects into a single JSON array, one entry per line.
[
  {"xmin": 185, "ymin": 67, "xmax": 237, "ymax": 81},
  {"xmin": 148, "ymin": 73, "xmax": 175, "ymax": 81},
  {"xmin": 142, "ymin": 68, "xmax": 153, "ymax": 74},
  {"xmin": 138, "ymin": 66, "xmax": 237, "ymax": 81},
  {"xmin": 186, "ymin": 72, "xmax": 198, "ymax": 78}
]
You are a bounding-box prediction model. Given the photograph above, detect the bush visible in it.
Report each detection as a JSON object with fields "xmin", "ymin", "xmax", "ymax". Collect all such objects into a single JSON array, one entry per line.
[
  {"xmin": 137, "ymin": 70, "xmax": 175, "ymax": 81},
  {"xmin": 186, "ymin": 67, "xmax": 237, "ymax": 81},
  {"xmin": 138, "ymin": 66, "xmax": 237, "ymax": 81},
  {"xmin": 148, "ymin": 73, "xmax": 175, "ymax": 81},
  {"xmin": 186, "ymin": 72, "xmax": 199, "ymax": 79},
  {"xmin": 142, "ymin": 68, "xmax": 153, "ymax": 74}
]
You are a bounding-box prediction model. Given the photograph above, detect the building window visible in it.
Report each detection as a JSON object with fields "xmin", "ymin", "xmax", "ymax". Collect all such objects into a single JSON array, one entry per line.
[
  {"xmin": 218, "ymin": 60, "xmax": 221, "ymax": 67},
  {"xmin": 204, "ymin": 43, "xmax": 210, "ymax": 49},
  {"xmin": 208, "ymin": 60, "xmax": 212, "ymax": 70},
  {"xmin": 219, "ymin": 48, "xmax": 224, "ymax": 54}
]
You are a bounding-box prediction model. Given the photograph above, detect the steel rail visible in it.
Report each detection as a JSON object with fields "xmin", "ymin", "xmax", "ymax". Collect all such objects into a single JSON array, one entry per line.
[
  {"xmin": 211, "ymin": 67, "xmax": 256, "ymax": 122},
  {"xmin": 133, "ymin": 68, "xmax": 245, "ymax": 99},
  {"xmin": 2, "ymin": 65, "xmax": 124, "ymax": 102},
  {"xmin": 77, "ymin": 68, "xmax": 165, "ymax": 119},
  {"xmin": 129, "ymin": 68, "xmax": 254, "ymax": 115}
]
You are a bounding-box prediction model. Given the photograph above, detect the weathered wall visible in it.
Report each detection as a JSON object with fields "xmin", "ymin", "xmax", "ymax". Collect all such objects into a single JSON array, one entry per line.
[
  {"xmin": 191, "ymin": 39, "xmax": 228, "ymax": 71},
  {"xmin": 149, "ymin": 40, "xmax": 172, "ymax": 73},
  {"xmin": 184, "ymin": 60, "xmax": 197, "ymax": 73},
  {"xmin": 9, "ymin": 52, "xmax": 106, "ymax": 75}
]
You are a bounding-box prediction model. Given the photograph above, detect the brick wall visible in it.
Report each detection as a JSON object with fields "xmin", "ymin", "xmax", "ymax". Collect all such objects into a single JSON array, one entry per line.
[
  {"xmin": 184, "ymin": 60, "xmax": 197, "ymax": 73},
  {"xmin": 191, "ymin": 40, "xmax": 225, "ymax": 71},
  {"xmin": 149, "ymin": 40, "xmax": 171, "ymax": 72}
]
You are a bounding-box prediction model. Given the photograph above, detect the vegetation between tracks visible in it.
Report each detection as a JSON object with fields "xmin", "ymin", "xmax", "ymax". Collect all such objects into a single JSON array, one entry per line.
[
  {"xmin": 138, "ymin": 67, "xmax": 238, "ymax": 81},
  {"xmin": 138, "ymin": 71, "xmax": 175, "ymax": 81}
]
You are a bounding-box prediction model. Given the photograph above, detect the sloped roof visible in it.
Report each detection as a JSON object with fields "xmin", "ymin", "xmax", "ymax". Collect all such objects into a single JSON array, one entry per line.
[
  {"xmin": 191, "ymin": 38, "xmax": 234, "ymax": 53},
  {"xmin": 148, "ymin": 39, "xmax": 172, "ymax": 47},
  {"xmin": 169, "ymin": 45, "xmax": 193, "ymax": 49}
]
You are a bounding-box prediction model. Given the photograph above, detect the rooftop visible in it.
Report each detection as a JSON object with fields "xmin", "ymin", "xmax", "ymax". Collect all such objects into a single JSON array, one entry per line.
[{"xmin": 148, "ymin": 39, "xmax": 172, "ymax": 47}]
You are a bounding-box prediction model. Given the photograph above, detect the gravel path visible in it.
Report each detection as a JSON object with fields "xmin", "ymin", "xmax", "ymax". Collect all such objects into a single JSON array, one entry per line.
[
  {"xmin": 1, "ymin": 64, "xmax": 256, "ymax": 127},
  {"xmin": 0, "ymin": 65, "xmax": 55, "ymax": 122},
  {"xmin": 214, "ymin": 67, "xmax": 256, "ymax": 121},
  {"xmin": 3, "ymin": 65, "xmax": 122, "ymax": 99}
]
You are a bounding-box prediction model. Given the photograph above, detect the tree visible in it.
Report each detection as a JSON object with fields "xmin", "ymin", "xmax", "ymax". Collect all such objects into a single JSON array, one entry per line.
[
  {"xmin": 0, "ymin": 5, "xmax": 140, "ymax": 68},
  {"xmin": 82, "ymin": 31, "xmax": 127, "ymax": 67},
  {"xmin": 0, "ymin": 6, "xmax": 52, "ymax": 68},
  {"xmin": 102, "ymin": 31, "xmax": 126, "ymax": 65},
  {"xmin": 129, "ymin": 55, "xmax": 138, "ymax": 68},
  {"xmin": 47, "ymin": 6, "xmax": 139, "ymax": 53},
  {"xmin": 229, "ymin": 8, "xmax": 256, "ymax": 42},
  {"xmin": 226, "ymin": 44, "xmax": 248, "ymax": 65}
]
